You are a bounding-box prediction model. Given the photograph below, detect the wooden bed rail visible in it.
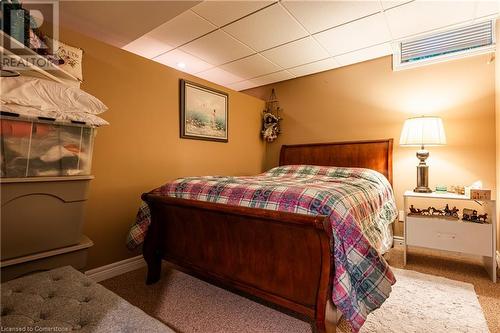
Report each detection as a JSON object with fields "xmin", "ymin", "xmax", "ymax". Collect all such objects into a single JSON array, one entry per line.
[{"xmin": 142, "ymin": 194, "xmax": 333, "ymax": 332}]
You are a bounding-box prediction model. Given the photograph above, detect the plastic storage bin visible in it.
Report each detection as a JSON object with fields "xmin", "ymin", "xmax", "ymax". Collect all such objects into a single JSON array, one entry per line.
[
  {"xmin": 1, "ymin": 235, "xmax": 93, "ymax": 282},
  {"xmin": 1, "ymin": 176, "xmax": 93, "ymax": 260},
  {"xmin": 0, "ymin": 117, "xmax": 95, "ymax": 178}
]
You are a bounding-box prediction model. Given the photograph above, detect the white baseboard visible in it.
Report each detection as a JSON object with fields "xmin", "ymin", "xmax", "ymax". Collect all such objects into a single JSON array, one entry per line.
[
  {"xmin": 85, "ymin": 255, "xmax": 146, "ymax": 282},
  {"xmin": 393, "ymin": 236, "xmax": 405, "ymax": 248}
]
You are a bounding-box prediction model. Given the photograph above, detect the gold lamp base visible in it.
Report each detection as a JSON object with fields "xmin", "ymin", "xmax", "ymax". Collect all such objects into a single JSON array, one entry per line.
[{"xmin": 414, "ymin": 148, "xmax": 432, "ymax": 193}]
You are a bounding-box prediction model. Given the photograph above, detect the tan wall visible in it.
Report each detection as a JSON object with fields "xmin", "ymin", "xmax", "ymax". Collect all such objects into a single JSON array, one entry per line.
[
  {"xmin": 59, "ymin": 29, "xmax": 266, "ymax": 269},
  {"xmin": 496, "ymin": 20, "xmax": 500, "ymax": 254},
  {"xmin": 245, "ymin": 55, "xmax": 496, "ymax": 238}
]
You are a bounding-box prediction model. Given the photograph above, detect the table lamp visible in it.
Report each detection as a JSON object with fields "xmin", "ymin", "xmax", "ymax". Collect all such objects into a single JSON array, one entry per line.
[{"xmin": 400, "ymin": 116, "xmax": 446, "ymax": 193}]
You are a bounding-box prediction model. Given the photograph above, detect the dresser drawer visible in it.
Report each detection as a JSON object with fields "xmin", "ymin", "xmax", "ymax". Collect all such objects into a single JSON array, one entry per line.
[{"xmin": 406, "ymin": 217, "xmax": 492, "ymax": 257}]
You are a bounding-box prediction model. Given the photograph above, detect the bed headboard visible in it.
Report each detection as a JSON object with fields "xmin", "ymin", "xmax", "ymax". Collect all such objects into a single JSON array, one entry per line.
[{"xmin": 279, "ymin": 139, "xmax": 393, "ymax": 185}]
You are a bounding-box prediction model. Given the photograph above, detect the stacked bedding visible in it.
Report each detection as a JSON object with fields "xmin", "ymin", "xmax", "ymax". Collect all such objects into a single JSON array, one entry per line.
[
  {"xmin": 0, "ymin": 76, "xmax": 108, "ymax": 177},
  {"xmin": 0, "ymin": 76, "xmax": 108, "ymax": 126}
]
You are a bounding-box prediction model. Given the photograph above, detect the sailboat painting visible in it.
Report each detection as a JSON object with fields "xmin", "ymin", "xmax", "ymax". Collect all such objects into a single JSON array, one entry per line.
[{"xmin": 180, "ymin": 79, "xmax": 228, "ymax": 142}]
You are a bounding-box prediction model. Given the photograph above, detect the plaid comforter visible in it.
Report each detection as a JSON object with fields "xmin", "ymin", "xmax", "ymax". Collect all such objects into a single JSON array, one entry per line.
[{"xmin": 127, "ymin": 165, "xmax": 397, "ymax": 332}]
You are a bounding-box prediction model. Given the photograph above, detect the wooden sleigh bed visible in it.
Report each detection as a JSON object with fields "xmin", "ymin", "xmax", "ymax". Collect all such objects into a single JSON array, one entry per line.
[{"xmin": 142, "ymin": 139, "xmax": 393, "ymax": 333}]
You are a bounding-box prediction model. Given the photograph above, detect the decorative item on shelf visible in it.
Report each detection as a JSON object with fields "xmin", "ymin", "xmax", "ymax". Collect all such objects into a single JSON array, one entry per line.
[
  {"xmin": 400, "ymin": 116, "xmax": 446, "ymax": 193},
  {"xmin": 261, "ymin": 88, "xmax": 282, "ymax": 142},
  {"xmin": 443, "ymin": 204, "xmax": 460, "ymax": 219},
  {"xmin": 2, "ymin": 1, "xmax": 60, "ymax": 64},
  {"xmin": 449, "ymin": 185, "xmax": 465, "ymax": 195},
  {"xmin": 435, "ymin": 185, "xmax": 447, "ymax": 193},
  {"xmin": 46, "ymin": 39, "xmax": 84, "ymax": 81},
  {"xmin": 462, "ymin": 208, "xmax": 488, "ymax": 223},
  {"xmin": 477, "ymin": 213, "xmax": 488, "ymax": 223},
  {"xmin": 408, "ymin": 205, "xmax": 422, "ymax": 215},
  {"xmin": 408, "ymin": 204, "xmax": 459, "ymax": 220},
  {"xmin": 462, "ymin": 208, "xmax": 478, "ymax": 222},
  {"xmin": 464, "ymin": 181, "xmax": 483, "ymax": 198},
  {"xmin": 470, "ymin": 189, "xmax": 491, "ymax": 200}
]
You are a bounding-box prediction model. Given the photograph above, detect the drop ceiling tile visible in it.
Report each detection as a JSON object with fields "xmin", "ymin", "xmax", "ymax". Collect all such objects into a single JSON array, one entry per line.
[
  {"xmin": 475, "ymin": 0, "xmax": 500, "ymax": 19},
  {"xmin": 334, "ymin": 43, "xmax": 392, "ymax": 67},
  {"xmin": 287, "ymin": 58, "xmax": 340, "ymax": 77},
  {"xmin": 180, "ymin": 30, "xmax": 254, "ymax": 66},
  {"xmin": 380, "ymin": 1, "xmax": 414, "ymax": 10},
  {"xmin": 227, "ymin": 80, "xmax": 258, "ymax": 91},
  {"xmin": 192, "ymin": 1, "xmax": 274, "ymax": 27},
  {"xmin": 261, "ymin": 37, "xmax": 330, "ymax": 69},
  {"xmin": 384, "ymin": 0, "xmax": 476, "ymax": 39},
  {"xmin": 147, "ymin": 11, "xmax": 216, "ymax": 49},
  {"xmin": 250, "ymin": 70, "xmax": 294, "ymax": 87},
  {"xmin": 282, "ymin": 0, "xmax": 382, "ymax": 34},
  {"xmin": 196, "ymin": 67, "xmax": 246, "ymax": 85},
  {"xmin": 219, "ymin": 54, "xmax": 281, "ymax": 80},
  {"xmin": 223, "ymin": 4, "xmax": 308, "ymax": 52},
  {"xmin": 314, "ymin": 13, "xmax": 391, "ymax": 56},
  {"xmin": 122, "ymin": 35, "xmax": 174, "ymax": 59},
  {"xmin": 154, "ymin": 49, "xmax": 213, "ymax": 74}
]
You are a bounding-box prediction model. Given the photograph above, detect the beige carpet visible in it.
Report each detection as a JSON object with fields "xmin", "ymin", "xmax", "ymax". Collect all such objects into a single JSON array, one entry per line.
[
  {"xmin": 359, "ymin": 268, "xmax": 488, "ymax": 333},
  {"xmin": 102, "ymin": 248, "xmax": 499, "ymax": 333},
  {"xmin": 386, "ymin": 248, "xmax": 499, "ymax": 333},
  {"xmin": 102, "ymin": 267, "xmax": 311, "ymax": 333}
]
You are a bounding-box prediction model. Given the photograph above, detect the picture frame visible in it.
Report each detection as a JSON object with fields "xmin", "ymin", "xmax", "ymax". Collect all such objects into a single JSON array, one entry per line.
[{"xmin": 179, "ymin": 79, "xmax": 228, "ymax": 142}]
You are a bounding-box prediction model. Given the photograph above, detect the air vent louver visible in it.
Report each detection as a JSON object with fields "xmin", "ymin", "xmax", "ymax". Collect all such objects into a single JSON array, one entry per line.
[{"xmin": 394, "ymin": 20, "xmax": 495, "ymax": 70}]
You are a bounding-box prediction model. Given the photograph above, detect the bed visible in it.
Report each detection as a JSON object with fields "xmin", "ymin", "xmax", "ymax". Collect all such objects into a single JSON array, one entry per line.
[{"xmin": 136, "ymin": 139, "xmax": 395, "ymax": 333}]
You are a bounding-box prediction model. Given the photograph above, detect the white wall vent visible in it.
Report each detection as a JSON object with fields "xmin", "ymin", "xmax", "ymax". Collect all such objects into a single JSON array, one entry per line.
[{"xmin": 393, "ymin": 20, "xmax": 495, "ymax": 70}]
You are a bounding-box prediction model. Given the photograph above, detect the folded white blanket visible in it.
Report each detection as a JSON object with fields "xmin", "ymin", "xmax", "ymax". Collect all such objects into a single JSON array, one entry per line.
[
  {"xmin": 0, "ymin": 76, "xmax": 109, "ymax": 127},
  {"xmin": 1, "ymin": 76, "xmax": 107, "ymax": 115},
  {"xmin": 1, "ymin": 103, "xmax": 109, "ymax": 126}
]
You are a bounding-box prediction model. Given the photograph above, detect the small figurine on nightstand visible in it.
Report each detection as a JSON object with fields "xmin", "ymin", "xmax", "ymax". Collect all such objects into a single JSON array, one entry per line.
[
  {"xmin": 462, "ymin": 208, "xmax": 479, "ymax": 223},
  {"xmin": 408, "ymin": 204, "xmax": 459, "ymax": 220},
  {"xmin": 409, "ymin": 205, "xmax": 421, "ymax": 215},
  {"xmin": 478, "ymin": 213, "xmax": 488, "ymax": 223},
  {"xmin": 419, "ymin": 207, "xmax": 432, "ymax": 215},
  {"xmin": 431, "ymin": 207, "xmax": 445, "ymax": 216},
  {"xmin": 443, "ymin": 204, "xmax": 459, "ymax": 218}
]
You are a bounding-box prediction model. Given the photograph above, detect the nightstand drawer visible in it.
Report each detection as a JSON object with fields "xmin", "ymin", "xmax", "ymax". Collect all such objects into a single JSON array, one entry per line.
[{"xmin": 406, "ymin": 217, "xmax": 492, "ymax": 257}]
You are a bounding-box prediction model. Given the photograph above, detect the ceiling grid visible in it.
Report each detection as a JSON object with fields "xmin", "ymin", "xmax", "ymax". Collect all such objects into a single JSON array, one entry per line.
[{"xmin": 120, "ymin": 0, "xmax": 499, "ymax": 90}]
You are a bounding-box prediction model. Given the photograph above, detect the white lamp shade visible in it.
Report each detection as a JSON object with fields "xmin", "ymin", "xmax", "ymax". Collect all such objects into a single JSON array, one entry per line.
[{"xmin": 400, "ymin": 116, "xmax": 446, "ymax": 146}]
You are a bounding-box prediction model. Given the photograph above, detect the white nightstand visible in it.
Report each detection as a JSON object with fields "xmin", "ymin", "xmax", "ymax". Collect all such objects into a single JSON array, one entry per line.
[{"xmin": 403, "ymin": 191, "xmax": 497, "ymax": 282}]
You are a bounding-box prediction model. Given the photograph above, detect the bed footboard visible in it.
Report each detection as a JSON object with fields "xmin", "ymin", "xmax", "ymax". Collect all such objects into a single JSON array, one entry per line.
[{"xmin": 142, "ymin": 194, "xmax": 333, "ymax": 333}]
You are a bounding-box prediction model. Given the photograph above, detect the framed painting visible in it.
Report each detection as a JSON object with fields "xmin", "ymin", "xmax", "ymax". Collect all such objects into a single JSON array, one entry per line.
[{"xmin": 179, "ymin": 79, "xmax": 228, "ymax": 142}]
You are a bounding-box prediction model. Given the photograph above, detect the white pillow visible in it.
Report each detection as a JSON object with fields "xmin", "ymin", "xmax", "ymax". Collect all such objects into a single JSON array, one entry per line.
[
  {"xmin": 0, "ymin": 76, "xmax": 107, "ymax": 115},
  {"xmin": 1, "ymin": 103, "xmax": 109, "ymax": 127}
]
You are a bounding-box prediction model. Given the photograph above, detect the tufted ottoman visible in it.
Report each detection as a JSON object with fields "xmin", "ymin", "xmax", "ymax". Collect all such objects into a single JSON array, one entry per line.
[{"xmin": 1, "ymin": 266, "xmax": 174, "ymax": 332}]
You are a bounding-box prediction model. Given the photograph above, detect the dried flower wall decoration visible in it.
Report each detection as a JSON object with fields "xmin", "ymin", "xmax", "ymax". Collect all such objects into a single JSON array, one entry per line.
[{"xmin": 261, "ymin": 88, "xmax": 282, "ymax": 142}]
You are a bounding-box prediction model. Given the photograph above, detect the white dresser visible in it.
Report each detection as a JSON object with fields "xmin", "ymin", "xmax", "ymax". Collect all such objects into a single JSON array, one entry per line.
[{"xmin": 403, "ymin": 191, "xmax": 497, "ymax": 282}]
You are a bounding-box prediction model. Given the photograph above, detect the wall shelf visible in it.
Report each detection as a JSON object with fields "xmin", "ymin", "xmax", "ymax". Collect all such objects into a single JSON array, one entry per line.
[{"xmin": 0, "ymin": 30, "xmax": 80, "ymax": 87}]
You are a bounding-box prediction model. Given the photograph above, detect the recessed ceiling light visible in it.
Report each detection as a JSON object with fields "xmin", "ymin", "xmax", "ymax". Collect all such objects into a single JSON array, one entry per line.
[{"xmin": 177, "ymin": 62, "xmax": 186, "ymax": 69}]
